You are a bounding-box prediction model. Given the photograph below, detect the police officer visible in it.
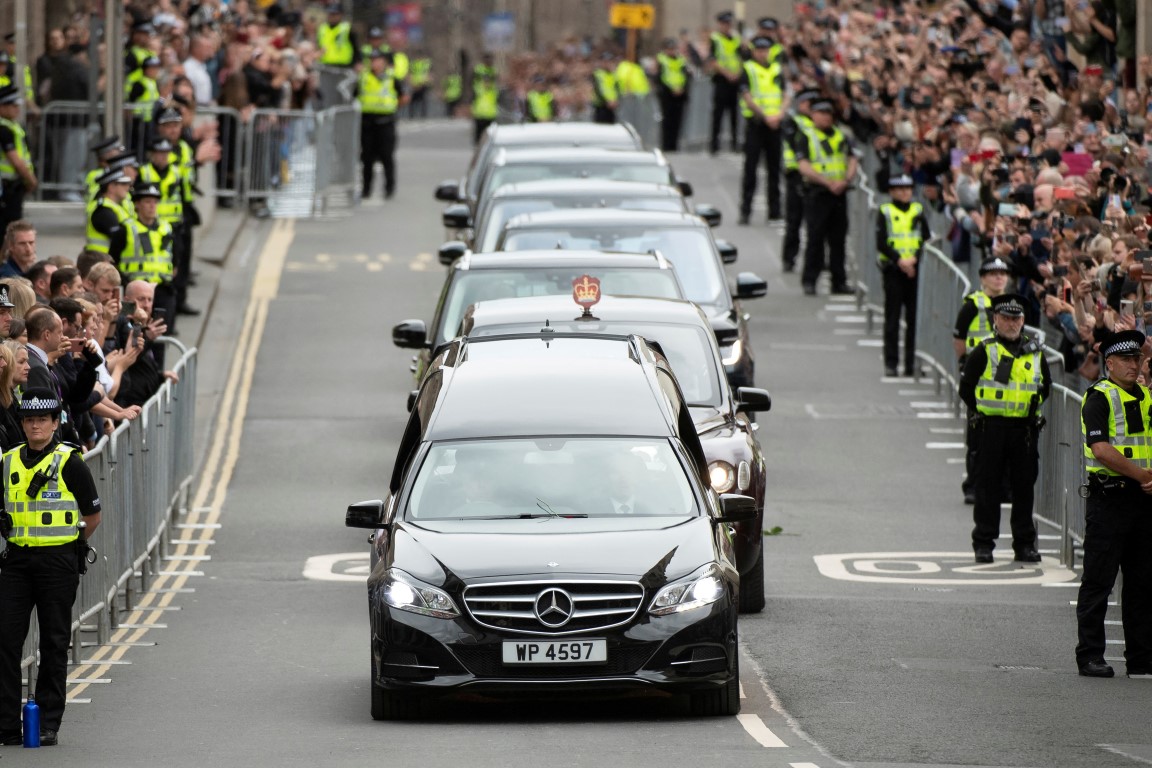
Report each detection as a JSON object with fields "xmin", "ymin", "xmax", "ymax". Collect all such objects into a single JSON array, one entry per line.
[
  {"xmin": 954, "ymin": 256, "xmax": 1011, "ymax": 504},
  {"xmin": 781, "ymin": 88, "xmax": 819, "ymax": 271},
  {"xmin": 442, "ymin": 71, "xmax": 463, "ymax": 117},
  {"xmin": 86, "ymin": 169, "xmax": 136, "ymax": 265},
  {"xmin": 708, "ymin": 10, "xmax": 742, "ymax": 155},
  {"xmin": 471, "ymin": 54, "xmax": 499, "ymax": 145},
  {"xmin": 360, "ymin": 26, "xmax": 388, "ymax": 63},
  {"xmin": 0, "ymin": 84, "xmax": 36, "ymax": 233},
  {"xmin": 318, "ymin": 4, "xmax": 356, "ymax": 68},
  {"xmin": 125, "ymin": 181, "xmax": 176, "ymax": 325},
  {"xmin": 796, "ymin": 99, "xmax": 857, "ymax": 296},
  {"xmin": 0, "ymin": 388, "xmax": 103, "ymax": 747},
  {"xmin": 656, "ymin": 38, "xmax": 689, "ymax": 152},
  {"xmin": 591, "ymin": 52, "xmax": 619, "ymax": 125},
  {"xmin": 124, "ymin": 20, "xmax": 155, "ymax": 78},
  {"xmin": 94, "ymin": 151, "xmax": 140, "ymax": 218},
  {"xmin": 357, "ymin": 49, "xmax": 404, "ymax": 200},
  {"xmin": 754, "ymin": 17, "xmax": 786, "ymax": 65},
  {"xmin": 738, "ymin": 35, "xmax": 787, "ymax": 225},
  {"xmin": 959, "ymin": 293, "xmax": 1050, "ymax": 564},
  {"xmin": 877, "ymin": 174, "xmax": 929, "ymax": 377},
  {"xmin": 83, "ymin": 135, "xmax": 124, "ymax": 203},
  {"xmin": 408, "ymin": 50, "xmax": 432, "ymax": 119},
  {"xmin": 1076, "ymin": 330, "xmax": 1152, "ymax": 678},
  {"xmin": 125, "ymin": 56, "xmax": 161, "ymax": 151},
  {"xmin": 615, "ymin": 54, "xmax": 649, "ymax": 99},
  {"xmin": 154, "ymin": 108, "xmax": 200, "ymax": 316},
  {"xmin": 525, "ymin": 76, "xmax": 554, "ymax": 123}
]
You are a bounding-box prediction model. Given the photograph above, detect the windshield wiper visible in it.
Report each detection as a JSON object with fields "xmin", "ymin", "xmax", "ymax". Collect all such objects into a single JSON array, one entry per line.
[{"xmin": 463, "ymin": 513, "xmax": 588, "ymax": 520}]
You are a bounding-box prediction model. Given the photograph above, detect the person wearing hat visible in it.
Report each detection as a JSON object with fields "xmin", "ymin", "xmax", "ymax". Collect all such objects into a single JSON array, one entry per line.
[
  {"xmin": 125, "ymin": 55, "xmax": 161, "ymax": 151},
  {"xmin": 0, "ymin": 282, "xmax": 14, "ymax": 337},
  {"xmin": 317, "ymin": 4, "xmax": 356, "ymax": 68},
  {"xmin": 737, "ymin": 35, "xmax": 788, "ymax": 225},
  {"xmin": 796, "ymin": 98, "xmax": 857, "ymax": 295},
  {"xmin": 470, "ymin": 53, "xmax": 499, "ymax": 145},
  {"xmin": 0, "ymin": 387, "xmax": 103, "ymax": 747},
  {"xmin": 656, "ymin": 38, "xmax": 689, "ymax": 152},
  {"xmin": 0, "ymin": 84, "xmax": 35, "ymax": 236},
  {"xmin": 877, "ymin": 174, "xmax": 930, "ymax": 377},
  {"xmin": 614, "ymin": 53, "xmax": 650, "ymax": 100},
  {"xmin": 407, "ymin": 48, "xmax": 432, "ymax": 119},
  {"xmin": 954, "ymin": 256, "xmax": 1012, "ymax": 504},
  {"xmin": 441, "ymin": 70, "xmax": 463, "ymax": 118},
  {"xmin": 90, "ymin": 151, "xmax": 140, "ymax": 218},
  {"xmin": 959, "ymin": 293, "xmax": 1051, "ymax": 565},
  {"xmin": 124, "ymin": 20, "xmax": 156, "ymax": 77},
  {"xmin": 357, "ymin": 48, "xmax": 406, "ymax": 200},
  {"xmin": 83, "ymin": 136, "xmax": 124, "ymax": 204},
  {"xmin": 361, "ymin": 26, "xmax": 388, "ymax": 63},
  {"xmin": 780, "ymin": 88, "xmax": 820, "ymax": 270},
  {"xmin": 153, "ymin": 106, "xmax": 201, "ymax": 315},
  {"xmin": 708, "ymin": 10, "xmax": 742, "ymax": 156},
  {"xmin": 525, "ymin": 76, "xmax": 554, "ymax": 124},
  {"xmin": 86, "ymin": 169, "xmax": 137, "ymax": 266},
  {"xmin": 1076, "ymin": 329, "xmax": 1152, "ymax": 679},
  {"xmin": 122, "ymin": 181, "xmax": 176, "ymax": 326},
  {"xmin": 755, "ymin": 18, "xmax": 785, "ymax": 65},
  {"xmin": 590, "ymin": 51, "xmax": 619, "ymax": 125},
  {"xmin": 0, "ymin": 32, "xmax": 35, "ymax": 113}
]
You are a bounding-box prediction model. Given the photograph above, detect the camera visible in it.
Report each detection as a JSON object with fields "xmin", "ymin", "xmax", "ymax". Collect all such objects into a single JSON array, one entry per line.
[{"xmin": 1053, "ymin": 265, "xmax": 1069, "ymax": 277}]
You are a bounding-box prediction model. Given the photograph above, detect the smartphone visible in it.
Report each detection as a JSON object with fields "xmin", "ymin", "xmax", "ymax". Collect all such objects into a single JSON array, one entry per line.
[
  {"xmin": 1121, "ymin": 299, "xmax": 1135, "ymax": 317},
  {"xmin": 153, "ymin": 307, "xmax": 168, "ymax": 324},
  {"xmin": 1045, "ymin": 284, "xmax": 1059, "ymax": 297},
  {"xmin": 1141, "ymin": 255, "xmax": 1152, "ymax": 272},
  {"xmin": 1054, "ymin": 187, "xmax": 1076, "ymax": 200},
  {"xmin": 1053, "ymin": 265, "xmax": 1069, "ymax": 277},
  {"xmin": 1143, "ymin": 301, "xmax": 1152, "ymax": 314},
  {"xmin": 121, "ymin": 301, "xmax": 137, "ymax": 318},
  {"xmin": 998, "ymin": 202, "xmax": 1018, "ymax": 216}
]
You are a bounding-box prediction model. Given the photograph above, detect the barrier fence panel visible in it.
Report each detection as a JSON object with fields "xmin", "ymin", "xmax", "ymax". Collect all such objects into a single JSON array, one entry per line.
[
  {"xmin": 199, "ymin": 106, "xmax": 245, "ymax": 202},
  {"xmin": 849, "ymin": 183, "xmax": 883, "ymax": 329},
  {"xmin": 33, "ymin": 100, "xmax": 101, "ymax": 202},
  {"xmin": 245, "ymin": 108, "xmax": 320, "ymax": 218},
  {"xmin": 317, "ymin": 65, "xmax": 357, "ymax": 109},
  {"xmin": 315, "ymin": 105, "xmax": 360, "ymax": 216},
  {"xmin": 679, "ymin": 77, "xmax": 714, "ymax": 152},
  {"xmin": 915, "ymin": 244, "xmax": 971, "ymax": 407},
  {"xmin": 1034, "ymin": 384, "xmax": 1087, "ymax": 565},
  {"xmin": 618, "ymin": 93, "xmax": 660, "ymax": 150}
]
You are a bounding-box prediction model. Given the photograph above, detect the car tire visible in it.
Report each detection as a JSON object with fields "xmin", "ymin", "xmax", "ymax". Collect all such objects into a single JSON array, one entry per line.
[
  {"xmin": 689, "ymin": 653, "xmax": 741, "ymax": 717},
  {"xmin": 371, "ymin": 654, "xmax": 422, "ymax": 721},
  {"xmin": 738, "ymin": 547, "xmax": 765, "ymax": 614}
]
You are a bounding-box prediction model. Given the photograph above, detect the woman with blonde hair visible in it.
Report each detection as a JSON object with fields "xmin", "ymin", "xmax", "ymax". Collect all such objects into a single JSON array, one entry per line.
[
  {"xmin": 0, "ymin": 278, "xmax": 36, "ymax": 319},
  {"xmin": 0, "ymin": 340, "xmax": 29, "ymax": 450}
]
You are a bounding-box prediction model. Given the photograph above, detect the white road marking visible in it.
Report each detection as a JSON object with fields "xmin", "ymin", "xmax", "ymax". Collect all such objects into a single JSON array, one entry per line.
[
  {"xmin": 770, "ymin": 342, "xmax": 848, "ymax": 352},
  {"xmin": 946, "ymin": 458, "xmax": 966, "ymax": 464},
  {"xmin": 739, "ymin": 683, "xmax": 746, "ymax": 699},
  {"xmin": 834, "ymin": 315, "xmax": 867, "ymax": 323},
  {"xmin": 833, "ymin": 328, "xmax": 865, "ymax": 335},
  {"xmin": 822, "ymin": 304, "xmax": 858, "ymax": 312},
  {"xmin": 910, "ymin": 401, "xmax": 949, "ymax": 409},
  {"xmin": 917, "ymin": 412, "xmax": 954, "ymax": 419},
  {"xmin": 737, "ymin": 714, "xmax": 788, "ymax": 748},
  {"xmin": 815, "ymin": 552, "xmax": 1079, "ymax": 585},
  {"xmin": 1042, "ymin": 582, "xmax": 1081, "ymax": 588},
  {"xmin": 901, "ymin": 390, "xmax": 934, "ymax": 396},
  {"xmin": 857, "ymin": 339, "xmax": 883, "ymax": 347},
  {"xmin": 929, "ymin": 427, "xmax": 964, "ymax": 434},
  {"xmin": 303, "ymin": 552, "xmax": 372, "ymax": 582},
  {"xmin": 791, "ymin": 764, "xmax": 822, "ymax": 768},
  {"xmin": 926, "ymin": 442, "xmax": 965, "ymax": 449}
]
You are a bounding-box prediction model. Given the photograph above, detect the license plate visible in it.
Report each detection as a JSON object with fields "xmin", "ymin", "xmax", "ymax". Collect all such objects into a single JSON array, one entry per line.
[{"xmin": 502, "ymin": 639, "xmax": 607, "ymax": 665}]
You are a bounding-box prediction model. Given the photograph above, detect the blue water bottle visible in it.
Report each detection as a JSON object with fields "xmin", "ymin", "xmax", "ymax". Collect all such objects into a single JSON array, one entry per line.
[{"xmin": 22, "ymin": 693, "xmax": 40, "ymax": 748}]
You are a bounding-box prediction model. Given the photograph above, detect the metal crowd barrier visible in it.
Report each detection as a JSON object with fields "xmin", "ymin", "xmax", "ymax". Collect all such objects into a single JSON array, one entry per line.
[
  {"xmin": 199, "ymin": 105, "xmax": 245, "ymax": 203},
  {"xmin": 32, "ymin": 100, "xmax": 99, "ymax": 201},
  {"xmin": 315, "ymin": 105, "xmax": 360, "ymax": 216},
  {"xmin": 1034, "ymin": 383, "xmax": 1087, "ymax": 564},
  {"xmin": 10, "ymin": 339, "xmax": 197, "ymax": 694},
  {"xmin": 914, "ymin": 244, "xmax": 971, "ymax": 410},
  {"xmin": 317, "ymin": 65, "xmax": 358, "ymax": 108},
  {"xmin": 618, "ymin": 93, "xmax": 659, "ymax": 150}
]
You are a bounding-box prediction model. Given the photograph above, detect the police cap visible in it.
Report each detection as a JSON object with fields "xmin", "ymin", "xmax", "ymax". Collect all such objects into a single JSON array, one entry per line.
[
  {"xmin": 96, "ymin": 168, "xmax": 133, "ymax": 187},
  {"xmin": 0, "ymin": 283, "xmax": 14, "ymax": 308},
  {"xmin": 19, "ymin": 388, "xmax": 63, "ymax": 419},
  {"xmin": 662, "ymin": 37, "xmax": 678, "ymax": 49},
  {"xmin": 1101, "ymin": 329, "xmax": 1145, "ymax": 358},
  {"xmin": 716, "ymin": 11, "xmax": 734, "ymax": 23},
  {"xmin": 368, "ymin": 26, "xmax": 384, "ymax": 38},
  {"xmin": 0, "ymin": 85, "xmax": 22, "ymax": 106},
  {"xmin": 991, "ymin": 293, "xmax": 1026, "ymax": 317},
  {"xmin": 795, "ymin": 88, "xmax": 822, "ymax": 104},
  {"xmin": 149, "ymin": 138, "xmax": 175, "ymax": 153},
  {"xmin": 758, "ymin": 17, "xmax": 780, "ymax": 31},
  {"xmin": 132, "ymin": 21, "xmax": 156, "ymax": 35},
  {"xmin": 326, "ymin": 3, "xmax": 343, "ymax": 13},
  {"xmin": 368, "ymin": 48, "xmax": 387, "ymax": 60},
  {"xmin": 750, "ymin": 36, "xmax": 775, "ymax": 51},
  {"xmin": 90, "ymin": 135, "xmax": 122, "ymax": 155},
  {"xmin": 107, "ymin": 151, "xmax": 140, "ymax": 171},
  {"xmin": 888, "ymin": 175, "xmax": 914, "ymax": 188},
  {"xmin": 157, "ymin": 107, "xmax": 183, "ymax": 124},
  {"xmin": 142, "ymin": 56, "xmax": 161, "ymax": 68},
  {"xmin": 810, "ymin": 99, "xmax": 835, "ymax": 114},
  {"xmin": 133, "ymin": 181, "xmax": 162, "ymax": 199},
  {"xmin": 979, "ymin": 257, "xmax": 1011, "ymax": 275}
]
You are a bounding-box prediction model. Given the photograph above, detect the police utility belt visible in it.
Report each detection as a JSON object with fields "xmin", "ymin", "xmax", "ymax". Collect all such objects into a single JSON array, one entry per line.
[{"xmin": 1079, "ymin": 473, "xmax": 1141, "ymax": 498}]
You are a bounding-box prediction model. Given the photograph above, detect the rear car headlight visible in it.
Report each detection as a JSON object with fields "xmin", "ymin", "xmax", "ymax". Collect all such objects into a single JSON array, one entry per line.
[
  {"xmin": 381, "ymin": 569, "xmax": 460, "ymax": 619},
  {"xmin": 721, "ymin": 338, "xmax": 743, "ymax": 366},
  {"xmin": 649, "ymin": 564, "xmax": 726, "ymax": 616},
  {"xmin": 709, "ymin": 460, "xmax": 736, "ymax": 493}
]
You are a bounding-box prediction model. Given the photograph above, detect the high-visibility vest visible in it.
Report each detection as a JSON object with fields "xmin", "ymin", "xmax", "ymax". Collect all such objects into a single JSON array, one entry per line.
[
  {"xmin": 174, "ymin": 139, "xmax": 196, "ymax": 201},
  {"xmin": 0, "ymin": 117, "xmax": 32, "ymax": 180},
  {"xmin": 592, "ymin": 69, "xmax": 618, "ymax": 107},
  {"xmin": 615, "ymin": 60, "xmax": 649, "ymax": 96},
  {"xmin": 122, "ymin": 218, "xmax": 175, "ymax": 283},
  {"xmin": 139, "ymin": 163, "xmax": 184, "ymax": 224},
  {"xmin": 526, "ymin": 90, "xmax": 554, "ymax": 122},
  {"xmin": 710, "ymin": 32, "xmax": 742, "ymax": 76},
  {"xmin": 1083, "ymin": 379, "xmax": 1152, "ymax": 476},
  {"xmin": 963, "ymin": 291, "xmax": 994, "ymax": 351},
  {"xmin": 0, "ymin": 63, "xmax": 35, "ymax": 104},
  {"xmin": 975, "ymin": 338, "xmax": 1044, "ymax": 417},
  {"xmin": 443, "ymin": 74, "xmax": 462, "ymax": 101},
  {"xmin": 358, "ymin": 68, "xmax": 399, "ymax": 114},
  {"xmin": 318, "ymin": 22, "xmax": 354, "ymax": 66},
  {"xmin": 783, "ymin": 114, "xmax": 813, "ymax": 171},
  {"xmin": 805, "ymin": 125, "xmax": 848, "ymax": 182},
  {"xmin": 85, "ymin": 166, "xmax": 105, "ymax": 202},
  {"xmin": 125, "ymin": 71, "xmax": 160, "ymax": 120},
  {"xmin": 2, "ymin": 444, "xmax": 81, "ymax": 547},
  {"xmin": 740, "ymin": 59, "xmax": 783, "ymax": 118},
  {"xmin": 878, "ymin": 201, "xmax": 924, "ymax": 265},
  {"xmin": 657, "ymin": 53, "xmax": 687, "ymax": 92},
  {"xmin": 410, "ymin": 57, "xmax": 431, "ymax": 87},
  {"xmin": 86, "ymin": 197, "xmax": 136, "ymax": 257},
  {"xmin": 472, "ymin": 69, "xmax": 499, "ymax": 119},
  {"xmin": 127, "ymin": 45, "xmax": 153, "ymax": 74}
]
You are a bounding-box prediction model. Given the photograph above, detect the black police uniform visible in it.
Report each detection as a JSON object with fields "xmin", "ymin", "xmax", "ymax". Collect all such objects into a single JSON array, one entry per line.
[
  {"xmin": 875, "ymin": 183, "xmax": 930, "ymax": 376},
  {"xmin": 958, "ymin": 298, "xmax": 1050, "ymax": 561},
  {"xmin": 781, "ymin": 91, "xmax": 819, "ymax": 271},
  {"xmin": 0, "ymin": 397, "xmax": 102, "ymax": 744},
  {"xmin": 708, "ymin": 17, "xmax": 742, "ymax": 154},
  {"xmin": 737, "ymin": 43, "xmax": 785, "ymax": 223},
  {"xmin": 794, "ymin": 109, "xmax": 854, "ymax": 293},
  {"xmin": 1076, "ymin": 332, "xmax": 1152, "ymax": 677}
]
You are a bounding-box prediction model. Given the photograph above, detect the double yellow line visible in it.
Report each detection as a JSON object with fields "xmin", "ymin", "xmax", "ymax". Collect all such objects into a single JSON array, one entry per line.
[{"xmin": 69, "ymin": 219, "xmax": 295, "ymax": 698}]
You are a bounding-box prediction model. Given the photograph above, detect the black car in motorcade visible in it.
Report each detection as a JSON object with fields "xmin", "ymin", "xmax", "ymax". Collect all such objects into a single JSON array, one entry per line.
[
  {"xmin": 441, "ymin": 178, "xmax": 721, "ymax": 254},
  {"xmin": 347, "ymin": 332, "xmax": 755, "ymax": 718},
  {"xmin": 434, "ymin": 121, "xmax": 643, "ymax": 206},
  {"xmin": 392, "ymin": 250, "xmax": 686, "ymax": 381},
  {"xmin": 459, "ymin": 294, "xmax": 772, "ymax": 613},
  {"xmin": 495, "ymin": 208, "xmax": 766, "ymax": 387}
]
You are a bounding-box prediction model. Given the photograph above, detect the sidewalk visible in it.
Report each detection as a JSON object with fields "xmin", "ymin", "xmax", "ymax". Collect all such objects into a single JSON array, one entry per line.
[{"xmin": 25, "ymin": 200, "xmax": 249, "ymax": 349}]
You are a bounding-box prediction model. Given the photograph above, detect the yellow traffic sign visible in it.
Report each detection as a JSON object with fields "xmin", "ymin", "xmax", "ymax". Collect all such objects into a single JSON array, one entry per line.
[{"xmin": 609, "ymin": 3, "xmax": 655, "ymax": 30}]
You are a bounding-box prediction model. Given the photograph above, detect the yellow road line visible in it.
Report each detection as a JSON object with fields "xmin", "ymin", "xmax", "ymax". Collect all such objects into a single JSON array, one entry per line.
[{"xmin": 70, "ymin": 218, "xmax": 293, "ymax": 699}]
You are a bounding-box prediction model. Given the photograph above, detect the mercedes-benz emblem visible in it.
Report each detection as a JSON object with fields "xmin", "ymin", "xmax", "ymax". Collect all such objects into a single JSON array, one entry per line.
[{"xmin": 534, "ymin": 588, "xmax": 574, "ymax": 628}]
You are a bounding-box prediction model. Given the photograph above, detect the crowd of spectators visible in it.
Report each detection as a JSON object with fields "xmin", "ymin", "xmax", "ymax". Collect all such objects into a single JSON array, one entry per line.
[{"xmin": 744, "ymin": 0, "xmax": 1145, "ymax": 385}]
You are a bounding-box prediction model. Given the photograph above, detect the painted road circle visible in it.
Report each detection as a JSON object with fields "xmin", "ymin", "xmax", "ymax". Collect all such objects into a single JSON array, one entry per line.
[
  {"xmin": 303, "ymin": 552, "xmax": 371, "ymax": 582},
  {"xmin": 813, "ymin": 552, "xmax": 1078, "ymax": 585}
]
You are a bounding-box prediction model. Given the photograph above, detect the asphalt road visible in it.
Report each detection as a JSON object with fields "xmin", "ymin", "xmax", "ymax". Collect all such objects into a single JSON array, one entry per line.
[{"xmin": 13, "ymin": 119, "xmax": 1151, "ymax": 768}]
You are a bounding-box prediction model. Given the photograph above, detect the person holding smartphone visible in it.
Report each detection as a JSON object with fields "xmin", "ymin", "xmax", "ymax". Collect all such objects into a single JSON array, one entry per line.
[{"xmin": 122, "ymin": 181, "xmax": 177, "ymax": 332}]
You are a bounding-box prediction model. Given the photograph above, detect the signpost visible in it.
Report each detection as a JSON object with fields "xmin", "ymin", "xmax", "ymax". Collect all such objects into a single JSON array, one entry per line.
[{"xmin": 608, "ymin": 3, "xmax": 655, "ymax": 62}]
